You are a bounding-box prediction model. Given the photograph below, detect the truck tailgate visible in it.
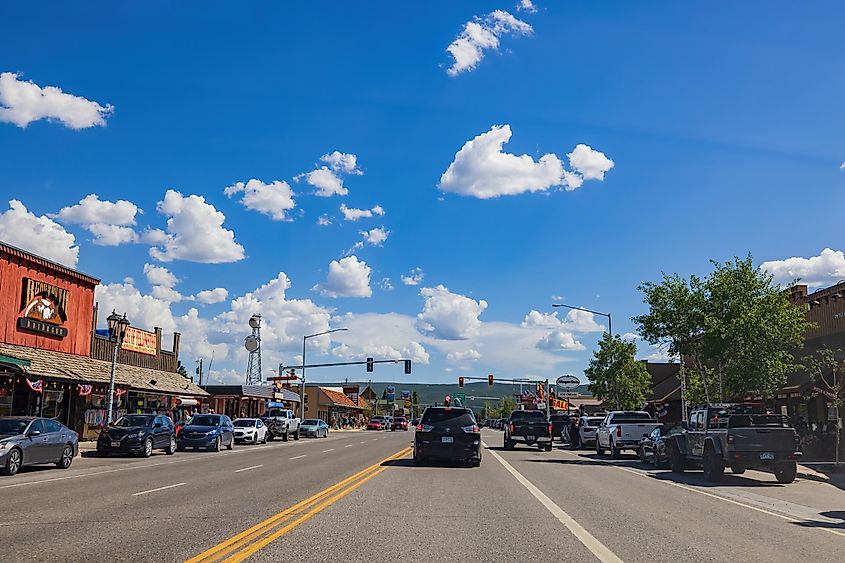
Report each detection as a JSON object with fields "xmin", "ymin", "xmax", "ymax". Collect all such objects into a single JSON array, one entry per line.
[
  {"xmin": 514, "ymin": 421, "xmax": 550, "ymax": 437},
  {"xmin": 729, "ymin": 428, "xmax": 795, "ymax": 451},
  {"xmin": 620, "ymin": 424, "xmax": 659, "ymax": 441}
]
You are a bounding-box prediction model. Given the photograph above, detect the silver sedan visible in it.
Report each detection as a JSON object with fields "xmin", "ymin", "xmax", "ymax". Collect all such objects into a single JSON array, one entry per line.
[
  {"xmin": 300, "ymin": 419, "xmax": 329, "ymax": 438},
  {"xmin": 0, "ymin": 416, "xmax": 78, "ymax": 476}
]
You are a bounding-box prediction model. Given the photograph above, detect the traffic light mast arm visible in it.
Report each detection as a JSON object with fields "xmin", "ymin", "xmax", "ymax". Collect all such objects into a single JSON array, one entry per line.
[{"xmin": 278, "ymin": 359, "xmax": 409, "ymax": 370}]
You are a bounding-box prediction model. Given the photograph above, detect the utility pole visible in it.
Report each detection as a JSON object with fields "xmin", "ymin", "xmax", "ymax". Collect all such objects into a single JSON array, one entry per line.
[{"xmin": 196, "ymin": 359, "xmax": 204, "ymax": 387}]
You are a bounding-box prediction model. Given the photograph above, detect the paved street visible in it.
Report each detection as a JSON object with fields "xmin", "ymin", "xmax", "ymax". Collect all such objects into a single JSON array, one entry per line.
[{"xmin": 3, "ymin": 428, "xmax": 844, "ymax": 562}]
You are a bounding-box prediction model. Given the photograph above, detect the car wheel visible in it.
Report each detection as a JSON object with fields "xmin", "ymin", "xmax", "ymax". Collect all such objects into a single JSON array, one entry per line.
[
  {"xmin": 213, "ymin": 436, "xmax": 222, "ymax": 452},
  {"xmin": 774, "ymin": 462, "xmax": 797, "ymax": 484},
  {"xmin": 226, "ymin": 436, "xmax": 234, "ymax": 450},
  {"xmin": 596, "ymin": 440, "xmax": 605, "ymax": 456},
  {"xmin": 2, "ymin": 447, "xmax": 22, "ymax": 476},
  {"xmin": 638, "ymin": 447, "xmax": 648, "ymax": 464},
  {"xmin": 142, "ymin": 438, "xmax": 153, "ymax": 458},
  {"xmin": 544, "ymin": 443, "xmax": 552, "ymax": 452},
  {"xmin": 472, "ymin": 458, "xmax": 481, "ymax": 467},
  {"xmin": 281, "ymin": 430, "xmax": 289, "ymax": 442},
  {"xmin": 55, "ymin": 445, "xmax": 74, "ymax": 469},
  {"xmin": 610, "ymin": 441, "xmax": 621, "ymax": 459},
  {"xmin": 730, "ymin": 464, "xmax": 746, "ymax": 475},
  {"xmin": 165, "ymin": 437, "xmax": 177, "ymax": 455},
  {"xmin": 669, "ymin": 442, "xmax": 685, "ymax": 473},
  {"xmin": 293, "ymin": 429, "xmax": 300, "ymax": 441},
  {"xmin": 262, "ymin": 433, "xmax": 267, "ymax": 444},
  {"xmin": 655, "ymin": 456, "xmax": 669, "ymax": 470},
  {"xmin": 268, "ymin": 433, "xmax": 275, "ymax": 442},
  {"xmin": 504, "ymin": 437, "xmax": 514, "ymax": 450},
  {"xmin": 702, "ymin": 446, "xmax": 724, "ymax": 482}
]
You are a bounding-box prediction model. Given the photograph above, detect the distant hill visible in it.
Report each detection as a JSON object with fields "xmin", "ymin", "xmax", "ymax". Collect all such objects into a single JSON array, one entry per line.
[{"xmin": 321, "ymin": 381, "xmax": 592, "ymax": 408}]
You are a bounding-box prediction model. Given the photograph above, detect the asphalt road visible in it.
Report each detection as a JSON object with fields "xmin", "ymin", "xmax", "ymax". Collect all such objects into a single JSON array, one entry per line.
[{"xmin": 3, "ymin": 428, "xmax": 844, "ymax": 562}]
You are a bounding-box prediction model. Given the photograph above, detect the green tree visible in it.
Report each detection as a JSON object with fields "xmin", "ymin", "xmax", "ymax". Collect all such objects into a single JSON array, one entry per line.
[
  {"xmin": 498, "ymin": 395, "xmax": 516, "ymax": 419},
  {"xmin": 176, "ymin": 362, "xmax": 189, "ymax": 378},
  {"xmin": 585, "ymin": 333, "xmax": 652, "ymax": 410}
]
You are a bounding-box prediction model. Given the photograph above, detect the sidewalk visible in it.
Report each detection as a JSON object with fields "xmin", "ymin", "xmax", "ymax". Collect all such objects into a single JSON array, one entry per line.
[{"xmin": 798, "ymin": 462, "xmax": 845, "ymax": 486}]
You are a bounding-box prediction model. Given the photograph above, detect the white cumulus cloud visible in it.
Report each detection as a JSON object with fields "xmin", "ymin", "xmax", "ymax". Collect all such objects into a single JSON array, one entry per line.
[
  {"xmin": 313, "ymin": 256, "xmax": 373, "ymax": 298},
  {"xmin": 446, "ymin": 11, "xmax": 533, "ymax": 76},
  {"xmin": 401, "ymin": 267, "xmax": 425, "ymax": 286},
  {"xmin": 295, "ymin": 151, "xmax": 363, "ymax": 198},
  {"xmin": 339, "ymin": 203, "xmax": 385, "ymax": 221},
  {"xmin": 446, "ymin": 349, "xmax": 482, "ymax": 363},
  {"xmin": 763, "ymin": 248, "xmax": 845, "ymax": 288},
  {"xmin": 416, "ymin": 285, "xmax": 487, "ymax": 340},
  {"xmin": 439, "ymin": 125, "xmax": 614, "ymax": 199},
  {"xmin": 195, "ymin": 287, "xmax": 229, "ymax": 305},
  {"xmin": 52, "ymin": 194, "xmax": 141, "ymax": 246},
  {"xmin": 148, "ymin": 190, "xmax": 245, "ymax": 264},
  {"xmin": 516, "ymin": 0, "xmax": 537, "ymax": 13},
  {"xmin": 223, "ymin": 179, "xmax": 296, "ymax": 221},
  {"xmin": 0, "ymin": 200, "xmax": 79, "ymax": 267},
  {"xmin": 143, "ymin": 263, "xmax": 178, "ymax": 288},
  {"xmin": 0, "ymin": 72, "xmax": 113, "ymax": 129},
  {"xmin": 346, "ymin": 227, "xmax": 390, "ymax": 255},
  {"xmin": 537, "ymin": 330, "xmax": 585, "ymax": 351}
]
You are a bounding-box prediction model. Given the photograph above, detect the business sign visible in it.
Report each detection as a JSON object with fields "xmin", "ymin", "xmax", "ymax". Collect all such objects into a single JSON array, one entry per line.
[
  {"xmin": 556, "ymin": 374, "xmax": 581, "ymax": 390},
  {"xmin": 386, "ymin": 385, "xmax": 395, "ymax": 401},
  {"xmin": 343, "ymin": 385, "xmax": 359, "ymax": 403},
  {"xmin": 401, "ymin": 390, "xmax": 411, "ymax": 400},
  {"xmin": 18, "ymin": 278, "xmax": 68, "ymax": 338},
  {"xmin": 454, "ymin": 392, "xmax": 466, "ymax": 404},
  {"xmin": 121, "ymin": 327, "xmax": 157, "ymax": 356}
]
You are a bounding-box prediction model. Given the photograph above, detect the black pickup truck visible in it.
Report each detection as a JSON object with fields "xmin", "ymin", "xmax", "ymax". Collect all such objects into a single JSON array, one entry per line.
[
  {"xmin": 667, "ymin": 404, "xmax": 802, "ymax": 483},
  {"xmin": 504, "ymin": 410, "xmax": 552, "ymax": 451}
]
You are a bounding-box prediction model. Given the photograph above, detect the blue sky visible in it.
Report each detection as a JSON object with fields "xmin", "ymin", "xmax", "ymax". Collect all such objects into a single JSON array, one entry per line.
[{"xmin": 2, "ymin": 1, "xmax": 845, "ymax": 385}]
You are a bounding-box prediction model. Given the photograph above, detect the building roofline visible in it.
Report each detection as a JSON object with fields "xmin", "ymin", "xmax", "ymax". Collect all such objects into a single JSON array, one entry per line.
[{"xmin": 0, "ymin": 241, "xmax": 100, "ymax": 286}]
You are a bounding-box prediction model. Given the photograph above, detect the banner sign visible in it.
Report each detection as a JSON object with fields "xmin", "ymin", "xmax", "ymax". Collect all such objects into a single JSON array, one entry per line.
[
  {"xmin": 401, "ymin": 390, "xmax": 411, "ymax": 400},
  {"xmin": 343, "ymin": 385, "xmax": 360, "ymax": 403},
  {"xmin": 386, "ymin": 385, "xmax": 395, "ymax": 401},
  {"xmin": 551, "ymin": 398, "xmax": 569, "ymax": 410},
  {"xmin": 556, "ymin": 374, "xmax": 581, "ymax": 390},
  {"xmin": 26, "ymin": 378, "xmax": 43, "ymax": 393},
  {"xmin": 121, "ymin": 327, "xmax": 157, "ymax": 356},
  {"xmin": 77, "ymin": 384, "xmax": 92, "ymax": 397},
  {"xmin": 813, "ymin": 386, "xmax": 837, "ymax": 400}
]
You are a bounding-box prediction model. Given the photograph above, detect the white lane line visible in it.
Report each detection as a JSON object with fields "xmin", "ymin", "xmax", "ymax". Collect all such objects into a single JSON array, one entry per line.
[
  {"xmin": 234, "ymin": 465, "xmax": 264, "ymax": 473},
  {"xmin": 132, "ymin": 482, "xmax": 186, "ymax": 496},
  {"xmin": 344, "ymin": 444, "xmax": 353, "ymax": 448},
  {"xmin": 561, "ymin": 451, "xmax": 845, "ymax": 540},
  {"xmin": 322, "ymin": 449, "xmax": 335, "ymax": 453},
  {"xmin": 289, "ymin": 455, "xmax": 307, "ymax": 460},
  {"xmin": 360, "ymin": 441, "xmax": 367, "ymax": 444},
  {"xmin": 483, "ymin": 442, "xmax": 623, "ymax": 563}
]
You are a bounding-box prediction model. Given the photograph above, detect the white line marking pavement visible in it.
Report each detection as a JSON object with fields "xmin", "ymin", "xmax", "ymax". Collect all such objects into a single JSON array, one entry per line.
[
  {"xmin": 322, "ymin": 449, "xmax": 335, "ymax": 453},
  {"xmin": 344, "ymin": 444, "xmax": 353, "ymax": 448},
  {"xmin": 483, "ymin": 442, "xmax": 623, "ymax": 563},
  {"xmin": 289, "ymin": 455, "xmax": 307, "ymax": 460},
  {"xmin": 234, "ymin": 465, "xmax": 264, "ymax": 473},
  {"xmin": 559, "ymin": 450, "xmax": 845, "ymax": 540},
  {"xmin": 132, "ymin": 482, "xmax": 186, "ymax": 496},
  {"xmin": 360, "ymin": 441, "xmax": 367, "ymax": 444}
]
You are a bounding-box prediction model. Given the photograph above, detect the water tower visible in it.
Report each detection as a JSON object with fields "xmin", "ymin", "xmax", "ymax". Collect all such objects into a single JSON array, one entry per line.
[{"xmin": 244, "ymin": 314, "xmax": 262, "ymax": 385}]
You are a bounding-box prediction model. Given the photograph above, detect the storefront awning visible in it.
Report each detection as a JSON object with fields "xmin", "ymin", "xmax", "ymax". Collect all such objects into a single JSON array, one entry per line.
[
  {"xmin": 0, "ymin": 342, "xmax": 207, "ymax": 397},
  {"xmin": 0, "ymin": 353, "xmax": 31, "ymax": 368}
]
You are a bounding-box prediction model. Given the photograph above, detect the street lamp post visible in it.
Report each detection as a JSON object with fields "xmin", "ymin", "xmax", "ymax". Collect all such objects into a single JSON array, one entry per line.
[
  {"xmin": 300, "ymin": 328, "xmax": 348, "ymax": 419},
  {"xmin": 106, "ymin": 311, "xmax": 130, "ymax": 425},
  {"xmin": 552, "ymin": 303, "xmax": 612, "ymax": 337}
]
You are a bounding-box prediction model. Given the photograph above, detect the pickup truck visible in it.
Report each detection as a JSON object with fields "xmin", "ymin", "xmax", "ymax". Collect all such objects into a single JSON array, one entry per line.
[
  {"xmin": 259, "ymin": 406, "xmax": 301, "ymax": 442},
  {"xmin": 595, "ymin": 411, "xmax": 661, "ymax": 458},
  {"xmin": 666, "ymin": 404, "xmax": 801, "ymax": 483},
  {"xmin": 504, "ymin": 410, "xmax": 552, "ymax": 451}
]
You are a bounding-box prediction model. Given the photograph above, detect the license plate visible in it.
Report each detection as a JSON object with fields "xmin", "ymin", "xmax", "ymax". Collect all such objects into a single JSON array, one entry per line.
[
  {"xmin": 759, "ymin": 452, "xmax": 774, "ymax": 460},
  {"xmin": 527, "ymin": 435, "xmax": 535, "ymax": 441},
  {"xmin": 441, "ymin": 436, "xmax": 453, "ymax": 443},
  {"xmin": 111, "ymin": 441, "xmax": 121, "ymax": 447}
]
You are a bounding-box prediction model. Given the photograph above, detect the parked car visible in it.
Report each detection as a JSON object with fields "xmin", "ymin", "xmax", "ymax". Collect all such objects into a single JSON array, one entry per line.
[
  {"xmin": 177, "ymin": 414, "xmax": 235, "ymax": 451},
  {"xmin": 391, "ymin": 417, "xmax": 409, "ymax": 431},
  {"xmin": 595, "ymin": 411, "xmax": 661, "ymax": 458},
  {"xmin": 233, "ymin": 418, "xmax": 268, "ymax": 444},
  {"xmin": 260, "ymin": 407, "xmax": 301, "ymax": 442},
  {"xmin": 414, "ymin": 406, "xmax": 481, "ymax": 467},
  {"xmin": 301, "ymin": 419, "xmax": 329, "ymax": 438},
  {"xmin": 550, "ymin": 413, "xmax": 571, "ymax": 443},
  {"xmin": 578, "ymin": 416, "xmax": 605, "ymax": 447},
  {"xmin": 638, "ymin": 424, "xmax": 683, "ymax": 468},
  {"xmin": 667, "ymin": 404, "xmax": 802, "ymax": 483},
  {"xmin": 504, "ymin": 410, "xmax": 552, "ymax": 451},
  {"xmin": 367, "ymin": 418, "xmax": 386, "ymax": 430},
  {"xmin": 97, "ymin": 414, "xmax": 176, "ymax": 457},
  {"xmin": 0, "ymin": 417, "xmax": 78, "ymax": 476}
]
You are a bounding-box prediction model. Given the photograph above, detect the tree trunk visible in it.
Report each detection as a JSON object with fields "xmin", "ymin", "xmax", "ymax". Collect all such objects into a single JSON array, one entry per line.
[{"xmin": 695, "ymin": 357, "xmax": 711, "ymax": 403}]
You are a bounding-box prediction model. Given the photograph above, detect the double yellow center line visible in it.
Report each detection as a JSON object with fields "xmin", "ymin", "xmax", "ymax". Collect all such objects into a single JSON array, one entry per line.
[{"xmin": 187, "ymin": 447, "xmax": 411, "ymax": 563}]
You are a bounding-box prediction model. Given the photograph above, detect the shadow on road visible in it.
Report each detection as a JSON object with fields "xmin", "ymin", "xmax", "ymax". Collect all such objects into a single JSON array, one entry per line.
[
  {"xmin": 793, "ymin": 510, "xmax": 845, "ymax": 531},
  {"xmin": 381, "ymin": 459, "xmax": 475, "ymax": 469}
]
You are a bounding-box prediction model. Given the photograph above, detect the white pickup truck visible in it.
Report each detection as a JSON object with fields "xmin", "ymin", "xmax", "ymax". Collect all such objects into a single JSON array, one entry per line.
[
  {"xmin": 260, "ymin": 406, "xmax": 301, "ymax": 442},
  {"xmin": 595, "ymin": 411, "xmax": 660, "ymax": 458}
]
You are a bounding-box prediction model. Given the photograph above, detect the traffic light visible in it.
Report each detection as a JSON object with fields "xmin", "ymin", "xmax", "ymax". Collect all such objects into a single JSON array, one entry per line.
[
  {"xmin": 458, "ymin": 376, "xmax": 464, "ymax": 388},
  {"xmin": 366, "ymin": 357, "xmax": 374, "ymax": 372},
  {"xmin": 487, "ymin": 374, "xmax": 494, "ymax": 387},
  {"xmin": 404, "ymin": 360, "xmax": 412, "ymax": 374}
]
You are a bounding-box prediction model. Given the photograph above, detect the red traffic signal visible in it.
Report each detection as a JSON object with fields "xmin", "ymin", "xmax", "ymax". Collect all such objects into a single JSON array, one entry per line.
[
  {"xmin": 487, "ymin": 374, "xmax": 494, "ymax": 387},
  {"xmin": 458, "ymin": 376, "xmax": 464, "ymax": 388}
]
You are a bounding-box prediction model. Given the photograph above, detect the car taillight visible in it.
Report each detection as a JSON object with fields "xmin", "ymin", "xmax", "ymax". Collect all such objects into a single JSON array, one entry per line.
[
  {"xmin": 509, "ymin": 423, "xmax": 515, "ymax": 433},
  {"xmin": 462, "ymin": 425, "xmax": 479, "ymax": 433},
  {"xmin": 548, "ymin": 423, "xmax": 552, "ymax": 436},
  {"xmin": 727, "ymin": 434, "xmax": 735, "ymax": 444},
  {"xmin": 416, "ymin": 424, "xmax": 422, "ymax": 431},
  {"xmin": 616, "ymin": 426, "xmax": 622, "ymax": 437}
]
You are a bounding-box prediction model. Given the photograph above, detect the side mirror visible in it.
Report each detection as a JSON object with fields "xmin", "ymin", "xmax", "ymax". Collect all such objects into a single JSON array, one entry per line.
[{"xmin": 27, "ymin": 430, "xmax": 41, "ymax": 437}]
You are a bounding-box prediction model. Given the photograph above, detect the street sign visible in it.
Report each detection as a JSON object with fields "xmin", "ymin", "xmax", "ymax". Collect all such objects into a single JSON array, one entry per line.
[
  {"xmin": 401, "ymin": 390, "xmax": 411, "ymax": 400},
  {"xmin": 387, "ymin": 385, "xmax": 395, "ymax": 401},
  {"xmin": 556, "ymin": 374, "xmax": 580, "ymax": 390},
  {"xmin": 454, "ymin": 392, "xmax": 466, "ymax": 404}
]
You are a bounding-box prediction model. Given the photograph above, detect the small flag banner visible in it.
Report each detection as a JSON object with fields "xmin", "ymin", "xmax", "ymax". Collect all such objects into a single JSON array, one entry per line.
[{"xmin": 26, "ymin": 378, "xmax": 43, "ymax": 393}]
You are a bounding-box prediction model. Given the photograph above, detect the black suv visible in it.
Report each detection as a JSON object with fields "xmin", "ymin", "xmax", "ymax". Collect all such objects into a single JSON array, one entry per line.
[
  {"xmin": 98, "ymin": 414, "xmax": 177, "ymax": 457},
  {"xmin": 414, "ymin": 407, "xmax": 481, "ymax": 467}
]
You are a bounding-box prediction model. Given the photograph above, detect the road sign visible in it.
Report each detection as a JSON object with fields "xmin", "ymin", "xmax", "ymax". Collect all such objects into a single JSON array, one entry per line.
[
  {"xmin": 387, "ymin": 385, "xmax": 395, "ymax": 401},
  {"xmin": 556, "ymin": 374, "xmax": 580, "ymax": 390},
  {"xmin": 401, "ymin": 390, "xmax": 411, "ymax": 400},
  {"xmin": 454, "ymin": 392, "xmax": 466, "ymax": 404}
]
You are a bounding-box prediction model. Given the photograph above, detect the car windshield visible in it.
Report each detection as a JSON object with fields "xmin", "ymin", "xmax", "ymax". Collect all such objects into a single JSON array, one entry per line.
[
  {"xmin": 233, "ymin": 419, "xmax": 257, "ymax": 427},
  {"xmin": 190, "ymin": 415, "xmax": 221, "ymax": 426},
  {"xmin": 302, "ymin": 419, "xmax": 320, "ymax": 425},
  {"xmin": 610, "ymin": 413, "xmax": 654, "ymax": 423},
  {"xmin": 0, "ymin": 419, "xmax": 30, "ymax": 435},
  {"xmin": 585, "ymin": 418, "xmax": 604, "ymax": 427},
  {"xmin": 113, "ymin": 416, "xmax": 153, "ymax": 427}
]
